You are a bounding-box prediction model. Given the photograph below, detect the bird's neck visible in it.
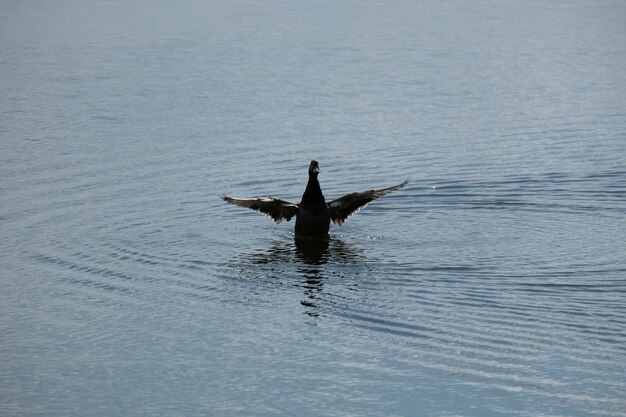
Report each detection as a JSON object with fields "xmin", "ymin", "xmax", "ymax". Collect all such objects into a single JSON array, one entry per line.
[{"xmin": 301, "ymin": 174, "xmax": 326, "ymax": 208}]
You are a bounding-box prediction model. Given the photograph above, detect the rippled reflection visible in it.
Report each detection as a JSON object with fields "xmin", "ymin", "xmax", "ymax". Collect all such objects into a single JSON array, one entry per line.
[
  {"xmin": 239, "ymin": 236, "xmax": 364, "ymax": 316},
  {"xmin": 294, "ymin": 238, "xmax": 330, "ymax": 265},
  {"xmin": 294, "ymin": 239, "xmax": 329, "ymax": 317}
]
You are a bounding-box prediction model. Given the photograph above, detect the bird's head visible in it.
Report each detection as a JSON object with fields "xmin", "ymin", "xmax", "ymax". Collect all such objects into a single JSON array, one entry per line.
[{"xmin": 309, "ymin": 160, "xmax": 320, "ymax": 176}]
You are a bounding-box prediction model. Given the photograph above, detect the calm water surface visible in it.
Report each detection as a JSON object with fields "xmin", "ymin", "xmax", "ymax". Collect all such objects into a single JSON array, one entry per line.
[{"xmin": 1, "ymin": 0, "xmax": 625, "ymax": 416}]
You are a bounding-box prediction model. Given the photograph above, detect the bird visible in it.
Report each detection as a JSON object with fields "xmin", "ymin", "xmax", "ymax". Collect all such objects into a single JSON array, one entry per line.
[{"xmin": 221, "ymin": 160, "xmax": 408, "ymax": 239}]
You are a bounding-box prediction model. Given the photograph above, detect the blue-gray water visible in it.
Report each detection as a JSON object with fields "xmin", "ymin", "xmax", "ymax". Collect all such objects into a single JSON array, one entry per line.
[{"xmin": 1, "ymin": 0, "xmax": 625, "ymax": 416}]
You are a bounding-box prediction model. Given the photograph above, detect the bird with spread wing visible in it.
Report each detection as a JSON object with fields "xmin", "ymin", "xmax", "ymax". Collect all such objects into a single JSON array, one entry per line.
[{"xmin": 222, "ymin": 160, "xmax": 408, "ymax": 239}]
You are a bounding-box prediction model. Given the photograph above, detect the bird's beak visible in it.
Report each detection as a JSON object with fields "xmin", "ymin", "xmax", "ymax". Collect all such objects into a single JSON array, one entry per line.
[{"xmin": 313, "ymin": 165, "xmax": 320, "ymax": 174}]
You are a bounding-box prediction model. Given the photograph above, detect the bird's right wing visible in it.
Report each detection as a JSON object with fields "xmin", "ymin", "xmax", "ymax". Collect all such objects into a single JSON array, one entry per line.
[
  {"xmin": 328, "ymin": 179, "xmax": 408, "ymax": 225},
  {"xmin": 221, "ymin": 195, "xmax": 299, "ymax": 224}
]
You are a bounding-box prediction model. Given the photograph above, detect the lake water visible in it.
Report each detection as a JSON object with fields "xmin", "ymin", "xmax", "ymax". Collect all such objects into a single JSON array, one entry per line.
[{"xmin": 1, "ymin": 0, "xmax": 625, "ymax": 416}]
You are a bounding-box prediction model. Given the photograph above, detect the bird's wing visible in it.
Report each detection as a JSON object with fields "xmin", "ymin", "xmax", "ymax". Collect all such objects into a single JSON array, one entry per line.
[
  {"xmin": 328, "ymin": 179, "xmax": 409, "ymax": 226},
  {"xmin": 221, "ymin": 195, "xmax": 299, "ymax": 224}
]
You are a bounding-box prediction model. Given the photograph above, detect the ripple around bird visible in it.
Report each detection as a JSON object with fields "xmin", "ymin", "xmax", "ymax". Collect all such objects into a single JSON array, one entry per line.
[{"xmin": 2, "ymin": 1, "xmax": 626, "ymax": 415}]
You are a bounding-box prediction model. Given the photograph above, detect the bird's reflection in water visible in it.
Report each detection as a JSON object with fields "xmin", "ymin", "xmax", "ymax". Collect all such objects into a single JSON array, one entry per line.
[
  {"xmin": 295, "ymin": 238, "xmax": 329, "ymax": 317},
  {"xmin": 245, "ymin": 235, "xmax": 363, "ymax": 317},
  {"xmin": 294, "ymin": 237, "xmax": 329, "ymax": 265}
]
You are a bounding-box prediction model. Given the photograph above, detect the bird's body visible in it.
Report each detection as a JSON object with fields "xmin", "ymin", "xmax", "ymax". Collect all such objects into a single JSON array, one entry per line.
[
  {"xmin": 222, "ymin": 160, "xmax": 408, "ymax": 239},
  {"xmin": 294, "ymin": 161, "xmax": 330, "ymax": 238},
  {"xmin": 295, "ymin": 207, "xmax": 331, "ymax": 239}
]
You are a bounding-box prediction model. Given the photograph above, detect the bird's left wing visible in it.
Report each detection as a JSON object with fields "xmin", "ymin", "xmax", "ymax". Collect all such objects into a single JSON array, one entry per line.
[
  {"xmin": 221, "ymin": 195, "xmax": 299, "ymax": 224},
  {"xmin": 328, "ymin": 179, "xmax": 408, "ymax": 225}
]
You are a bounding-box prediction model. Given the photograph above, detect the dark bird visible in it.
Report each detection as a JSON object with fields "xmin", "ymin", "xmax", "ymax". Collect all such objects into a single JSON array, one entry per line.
[{"xmin": 221, "ymin": 160, "xmax": 408, "ymax": 239}]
